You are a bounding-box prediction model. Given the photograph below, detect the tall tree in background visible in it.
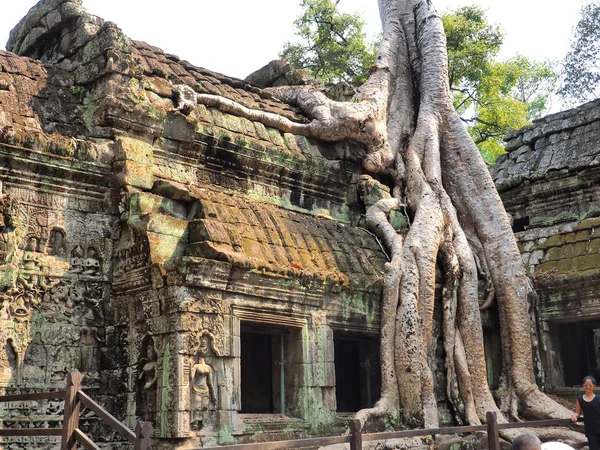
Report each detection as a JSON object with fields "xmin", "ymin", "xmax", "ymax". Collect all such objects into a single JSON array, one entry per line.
[
  {"xmin": 560, "ymin": 2, "xmax": 600, "ymax": 104},
  {"xmin": 282, "ymin": 3, "xmax": 557, "ymax": 165},
  {"xmin": 443, "ymin": 6, "xmax": 557, "ymax": 163},
  {"xmin": 280, "ymin": 0, "xmax": 378, "ymax": 85},
  {"xmin": 192, "ymin": 0, "xmax": 583, "ymax": 443}
]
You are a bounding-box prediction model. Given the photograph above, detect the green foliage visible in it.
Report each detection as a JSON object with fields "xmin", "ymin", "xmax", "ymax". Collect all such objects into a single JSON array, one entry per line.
[
  {"xmin": 280, "ymin": 0, "xmax": 378, "ymax": 85},
  {"xmin": 560, "ymin": 2, "xmax": 600, "ymax": 104},
  {"xmin": 443, "ymin": 6, "xmax": 503, "ymax": 92},
  {"xmin": 383, "ymin": 410, "xmax": 403, "ymax": 431},
  {"xmin": 443, "ymin": 6, "xmax": 558, "ymax": 164}
]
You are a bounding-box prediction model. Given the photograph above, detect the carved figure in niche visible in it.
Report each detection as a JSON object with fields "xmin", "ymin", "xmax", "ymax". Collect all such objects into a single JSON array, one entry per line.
[
  {"xmin": 45, "ymin": 280, "xmax": 72, "ymax": 316},
  {"xmin": 46, "ymin": 228, "xmax": 67, "ymax": 258},
  {"xmin": 141, "ymin": 343, "xmax": 158, "ymax": 389},
  {"xmin": 70, "ymin": 281, "xmax": 103, "ymax": 325},
  {"xmin": 189, "ymin": 335, "xmax": 217, "ymax": 430},
  {"xmin": 70, "ymin": 245, "xmax": 84, "ymax": 273},
  {"xmin": 80, "ymin": 328, "xmax": 99, "ymax": 373},
  {"xmin": 23, "ymin": 331, "xmax": 47, "ymax": 384},
  {"xmin": 0, "ymin": 338, "xmax": 18, "ymax": 385},
  {"xmin": 22, "ymin": 234, "xmax": 40, "ymax": 263},
  {"xmin": 50, "ymin": 345, "xmax": 75, "ymax": 383},
  {"xmin": 82, "ymin": 246, "xmax": 101, "ymax": 276},
  {"xmin": 0, "ymin": 194, "xmax": 24, "ymax": 271},
  {"xmin": 138, "ymin": 337, "xmax": 158, "ymax": 420}
]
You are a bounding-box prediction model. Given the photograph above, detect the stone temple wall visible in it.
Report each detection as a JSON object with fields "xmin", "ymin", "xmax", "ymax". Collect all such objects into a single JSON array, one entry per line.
[
  {"xmin": 4, "ymin": 0, "xmax": 599, "ymax": 448},
  {"xmin": 491, "ymin": 100, "xmax": 600, "ymax": 392},
  {"xmin": 0, "ymin": 1, "xmax": 390, "ymax": 448}
]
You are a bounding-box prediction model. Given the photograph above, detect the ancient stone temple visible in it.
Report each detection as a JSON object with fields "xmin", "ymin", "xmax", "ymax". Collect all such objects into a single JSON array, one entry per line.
[
  {"xmin": 2, "ymin": 1, "xmax": 600, "ymax": 449},
  {"xmin": 491, "ymin": 102, "xmax": 600, "ymax": 396},
  {"xmin": 0, "ymin": 1, "xmax": 387, "ymax": 448}
]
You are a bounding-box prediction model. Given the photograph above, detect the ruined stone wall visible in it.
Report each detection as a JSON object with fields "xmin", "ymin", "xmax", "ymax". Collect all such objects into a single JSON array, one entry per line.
[
  {"xmin": 0, "ymin": 47, "xmax": 117, "ymax": 448},
  {"xmin": 0, "ymin": 1, "xmax": 388, "ymax": 448},
  {"xmin": 491, "ymin": 100, "xmax": 600, "ymax": 390}
]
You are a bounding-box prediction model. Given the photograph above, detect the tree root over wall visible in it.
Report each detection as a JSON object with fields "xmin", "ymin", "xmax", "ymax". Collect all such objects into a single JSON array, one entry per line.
[{"xmin": 174, "ymin": 0, "xmax": 585, "ymax": 444}]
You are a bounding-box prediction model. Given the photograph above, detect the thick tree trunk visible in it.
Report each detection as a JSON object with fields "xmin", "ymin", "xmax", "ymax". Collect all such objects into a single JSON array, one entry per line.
[{"xmin": 180, "ymin": 0, "xmax": 585, "ymax": 443}]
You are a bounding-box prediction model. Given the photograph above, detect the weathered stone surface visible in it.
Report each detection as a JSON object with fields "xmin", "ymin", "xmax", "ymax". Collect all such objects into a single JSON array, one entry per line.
[
  {"xmin": 0, "ymin": 1, "xmax": 386, "ymax": 448},
  {"xmin": 492, "ymin": 97, "xmax": 600, "ymax": 394},
  {"xmin": 245, "ymin": 59, "xmax": 322, "ymax": 89}
]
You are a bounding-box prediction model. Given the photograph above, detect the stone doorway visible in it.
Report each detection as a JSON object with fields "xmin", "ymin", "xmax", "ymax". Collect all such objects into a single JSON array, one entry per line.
[
  {"xmin": 559, "ymin": 320, "xmax": 600, "ymax": 387},
  {"xmin": 240, "ymin": 324, "xmax": 300, "ymax": 415},
  {"xmin": 241, "ymin": 330, "xmax": 273, "ymax": 413},
  {"xmin": 333, "ymin": 333, "xmax": 381, "ymax": 412}
]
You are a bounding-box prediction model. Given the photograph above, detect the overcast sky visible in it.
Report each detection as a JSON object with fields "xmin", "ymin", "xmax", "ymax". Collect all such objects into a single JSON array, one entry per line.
[{"xmin": 0, "ymin": 0, "xmax": 587, "ymax": 81}]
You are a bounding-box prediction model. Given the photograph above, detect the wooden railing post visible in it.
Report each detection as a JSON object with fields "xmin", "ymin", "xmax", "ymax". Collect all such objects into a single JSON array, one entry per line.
[
  {"xmin": 61, "ymin": 371, "xmax": 82, "ymax": 450},
  {"xmin": 349, "ymin": 418, "xmax": 362, "ymax": 450},
  {"xmin": 135, "ymin": 421, "xmax": 153, "ymax": 450},
  {"xmin": 487, "ymin": 411, "xmax": 500, "ymax": 450}
]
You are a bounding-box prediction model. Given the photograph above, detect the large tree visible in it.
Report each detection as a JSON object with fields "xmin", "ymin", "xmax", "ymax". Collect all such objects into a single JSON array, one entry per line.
[
  {"xmin": 280, "ymin": 0, "xmax": 378, "ymax": 85},
  {"xmin": 560, "ymin": 2, "xmax": 600, "ymax": 104},
  {"xmin": 444, "ymin": 6, "xmax": 557, "ymax": 164},
  {"xmin": 179, "ymin": 0, "xmax": 584, "ymax": 444}
]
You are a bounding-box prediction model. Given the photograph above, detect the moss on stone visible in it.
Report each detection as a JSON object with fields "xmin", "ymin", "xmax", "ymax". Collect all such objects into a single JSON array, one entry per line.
[{"xmin": 216, "ymin": 426, "xmax": 235, "ymax": 445}]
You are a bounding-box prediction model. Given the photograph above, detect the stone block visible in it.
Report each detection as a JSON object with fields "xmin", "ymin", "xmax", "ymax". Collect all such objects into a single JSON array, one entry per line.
[
  {"xmin": 311, "ymin": 362, "xmax": 335, "ymax": 387},
  {"xmin": 114, "ymin": 136, "xmax": 154, "ymax": 163},
  {"xmin": 152, "ymin": 179, "xmax": 191, "ymax": 202},
  {"xmin": 163, "ymin": 113, "xmax": 196, "ymax": 143},
  {"xmin": 129, "ymin": 192, "xmax": 187, "ymax": 219},
  {"xmin": 99, "ymin": 347, "xmax": 127, "ymax": 371},
  {"xmin": 322, "ymin": 386, "xmax": 336, "ymax": 410},
  {"xmin": 289, "ymin": 363, "xmax": 312, "ymax": 387},
  {"xmin": 114, "ymin": 159, "xmax": 154, "ymax": 190},
  {"xmin": 146, "ymin": 214, "xmax": 188, "ymax": 237}
]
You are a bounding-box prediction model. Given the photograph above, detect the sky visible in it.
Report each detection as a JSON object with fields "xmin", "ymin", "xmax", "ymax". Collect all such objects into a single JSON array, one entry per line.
[{"xmin": 0, "ymin": 0, "xmax": 588, "ymax": 82}]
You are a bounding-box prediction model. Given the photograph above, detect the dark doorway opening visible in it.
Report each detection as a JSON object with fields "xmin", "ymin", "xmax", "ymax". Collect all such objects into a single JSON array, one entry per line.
[
  {"xmin": 240, "ymin": 324, "xmax": 301, "ymax": 415},
  {"xmin": 560, "ymin": 320, "xmax": 600, "ymax": 387},
  {"xmin": 241, "ymin": 330, "xmax": 273, "ymax": 413},
  {"xmin": 512, "ymin": 216, "xmax": 529, "ymax": 232},
  {"xmin": 334, "ymin": 333, "xmax": 381, "ymax": 412}
]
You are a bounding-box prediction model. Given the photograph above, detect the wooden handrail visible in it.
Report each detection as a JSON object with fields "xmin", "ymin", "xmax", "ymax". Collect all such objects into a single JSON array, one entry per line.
[
  {"xmin": 0, "ymin": 372, "xmax": 151, "ymax": 450},
  {"xmin": 0, "ymin": 371, "xmax": 581, "ymax": 450},
  {"xmin": 0, "ymin": 429, "xmax": 63, "ymax": 437},
  {"xmin": 488, "ymin": 411, "xmax": 501, "ymax": 450},
  {"xmin": 76, "ymin": 390, "xmax": 136, "ymax": 444},
  {"xmin": 61, "ymin": 371, "xmax": 82, "ymax": 450},
  {"xmin": 0, "ymin": 388, "xmax": 65, "ymax": 439},
  {"xmin": 134, "ymin": 422, "xmax": 153, "ymax": 450},
  {"xmin": 74, "ymin": 428, "xmax": 102, "ymax": 450},
  {"xmin": 197, "ymin": 435, "xmax": 351, "ymax": 450},
  {"xmin": 497, "ymin": 418, "xmax": 574, "ymax": 429},
  {"xmin": 363, "ymin": 423, "xmax": 488, "ymax": 441},
  {"xmin": 200, "ymin": 413, "xmax": 584, "ymax": 450},
  {"xmin": 0, "ymin": 390, "xmax": 66, "ymax": 402}
]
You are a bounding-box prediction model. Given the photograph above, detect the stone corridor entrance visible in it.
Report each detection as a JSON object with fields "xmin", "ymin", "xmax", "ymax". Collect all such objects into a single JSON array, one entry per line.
[
  {"xmin": 333, "ymin": 333, "xmax": 381, "ymax": 412},
  {"xmin": 240, "ymin": 324, "xmax": 300, "ymax": 415},
  {"xmin": 241, "ymin": 330, "xmax": 274, "ymax": 413},
  {"xmin": 559, "ymin": 320, "xmax": 600, "ymax": 387}
]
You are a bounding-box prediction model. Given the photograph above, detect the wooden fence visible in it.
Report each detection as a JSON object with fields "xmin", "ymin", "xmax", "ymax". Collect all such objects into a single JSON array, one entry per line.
[
  {"xmin": 0, "ymin": 371, "xmax": 152, "ymax": 450},
  {"xmin": 199, "ymin": 412, "xmax": 584, "ymax": 450},
  {"xmin": 0, "ymin": 371, "xmax": 585, "ymax": 450}
]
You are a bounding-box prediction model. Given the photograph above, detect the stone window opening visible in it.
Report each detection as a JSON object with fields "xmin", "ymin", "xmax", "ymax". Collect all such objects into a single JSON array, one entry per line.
[
  {"xmin": 333, "ymin": 333, "xmax": 381, "ymax": 413},
  {"xmin": 512, "ymin": 215, "xmax": 530, "ymax": 233},
  {"xmin": 559, "ymin": 320, "xmax": 600, "ymax": 387},
  {"xmin": 239, "ymin": 324, "xmax": 300, "ymax": 416}
]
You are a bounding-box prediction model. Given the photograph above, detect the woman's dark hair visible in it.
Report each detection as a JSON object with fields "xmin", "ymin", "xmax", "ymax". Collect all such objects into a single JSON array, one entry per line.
[{"xmin": 583, "ymin": 376, "xmax": 597, "ymax": 386}]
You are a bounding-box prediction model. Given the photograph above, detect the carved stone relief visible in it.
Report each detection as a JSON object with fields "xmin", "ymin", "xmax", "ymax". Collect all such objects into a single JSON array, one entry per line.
[
  {"xmin": 187, "ymin": 332, "xmax": 219, "ymax": 431},
  {"xmin": 137, "ymin": 336, "xmax": 159, "ymax": 421},
  {"xmin": 0, "ymin": 191, "xmax": 112, "ymax": 388}
]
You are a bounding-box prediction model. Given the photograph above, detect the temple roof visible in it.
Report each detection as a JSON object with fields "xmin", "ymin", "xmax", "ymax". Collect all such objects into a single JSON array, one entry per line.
[
  {"xmin": 1, "ymin": 0, "xmax": 386, "ymax": 298},
  {"xmin": 492, "ymin": 98, "xmax": 600, "ymax": 191}
]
